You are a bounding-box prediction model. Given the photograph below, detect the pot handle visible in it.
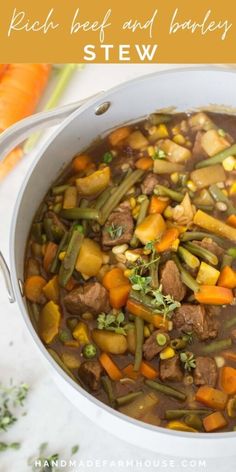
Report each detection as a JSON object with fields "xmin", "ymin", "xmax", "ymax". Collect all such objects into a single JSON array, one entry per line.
[
  {"xmin": 0, "ymin": 252, "xmax": 15, "ymax": 303},
  {"xmin": 0, "ymin": 91, "xmax": 103, "ymax": 160}
]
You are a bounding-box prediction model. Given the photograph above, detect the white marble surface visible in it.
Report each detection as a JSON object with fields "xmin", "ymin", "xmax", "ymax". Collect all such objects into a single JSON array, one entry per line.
[{"xmin": 0, "ymin": 64, "xmax": 236, "ymax": 472}]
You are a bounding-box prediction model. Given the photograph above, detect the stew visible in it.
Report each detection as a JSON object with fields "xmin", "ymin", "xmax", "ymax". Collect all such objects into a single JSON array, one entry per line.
[{"xmin": 24, "ymin": 110, "xmax": 236, "ymax": 433}]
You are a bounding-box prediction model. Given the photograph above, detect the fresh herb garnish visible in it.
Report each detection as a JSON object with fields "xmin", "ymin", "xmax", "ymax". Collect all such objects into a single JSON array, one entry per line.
[
  {"xmin": 71, "ymin": 444, "xmax": 80, "ymax": 455},
  {"xmin": 218, "ymin": 128, "xmax": 226, "ymax": 137},
  {"xmin": 180, "ymin": 352, "xmax": 196, "ymax": 371},
  {"xmin": 129, "ymin": 274, "xmax": 152, "ymax": 294},
  {"xmin": 28, "ymin": 442, "xmax": 80, "ymax": 471},
  {"xmin": 106, "ymin": 223, "xmax": 124, "ymax": 240},
  {"xmin": 0, "ymin": 441, "xmax": 21, "ymax": 452},
  {"xmin": 152, "ymin": 149, "xmax": 166, "ymax": 160},
  {"xmin": 97, "ymin": 312, "xmax": 126, "ymax": 335},
  {"xmin": 150, "ymin": 286, "xmax": 181, "ymax": 318},
  {"xmin": 0, "ymin": 383, "xmax": 29, "ymax": 432},
  {"xmin": 182, "ymin": 331, "xmax": 194, "ymax": 345},
  {"xmin": 103, "ymin": 151, "xmax": 113, "ymax": 164}
]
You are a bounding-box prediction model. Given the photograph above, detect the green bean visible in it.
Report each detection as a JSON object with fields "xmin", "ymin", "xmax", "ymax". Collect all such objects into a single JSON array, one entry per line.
[
  {"xmin": 31, "ymin": 222, "xmax": 43, "ymax": 243},
  {"xmin": 221, "ymin": 254, "xmax": 233, "ymax": 269},
  {"xmin": 228, "ymin": 248, "xmax": 236, "ymax": 259},
  {"xmin": 150, "ymin": 257, "xmax": 159, "ymax": 289},
  {"xmin": 180, "ymin": 231, "xmax": 227, "ymax": 246},
  {"xmin": 184, "ymin": 414, "xmax": 203, "ymax": 431},
  {"xmin": 178, "ymin": 246, "xmax": 200, "ymax": 270},
  {"xmin": 145, "ymin": 380, "xmax": 186, "ymax": 401},
  {"xmin": 53, "ymin": 203, "xmax": 62, "ymax": 214},
  {"xmin": 34, "ymin": 202, "xmax": 47, "ymax": 222},
  {"xmin": 116, "ymin": 391, "xmax": 143, "ymax": 407},
  {"xmin": 172, "ymin": 255, "xmax": 199, "ymax": 292},
  {"xmin": 194, "ymin": 204, "xmax": 214, "ymax": 212},
  {"xmin": 183, "ymin": 242, "xmax": 218, "ymax": 266},
  {"xmin": 134, "ymin": 317, "xmax": 144, "ymax": 372},
  {"xmin": 50, "ymin": 231, "xmax": 69, "ymax": 273},
  {"xmin": 94, "ymin": 187, "xmax": 112, "ymax": 210},
  {"xmin": 196, "ymin": 143, "xmax": 236, "ymax": 169},
  {"xmin": 59, "ymin": 226, "xmax": 84, "ymax": 287},
  {"xmin": 149, "ymin": 113, "xmax": 172, "ymax": 125},
  {"xmin": 209, "ymin": 184, "xmax": 236, "ymax": 216},
  {"xmin": 52, "ymin": 184, "xmax": 70, "ymax": 195},
  {"xmin": 27, "ymin": 302, "xmax": 40, "ymax": 329},
  {"xmin": 225, "ymin": 316, "xmax": 236, "ymax": 329},
  {"xmin": 43, "ymin": 218, "xmax": 54, "ymax": 241},
  {"xmin": 130, "ymin": 196, "xmax": 149, "ymax": 248},
  {"xmin": 130, "ymin": 290, "xmax": 155, "ymax": 309},
  {"xmin": 79, "ymin": 198, "xmax": 89, "ymax": 234},
  {"xmin": 201, "ymin": 338, "xmax": 232, "ymax": 354},
  {"xmin": 100, "ymin": 169, "xmax": 144, "ymax": 225},
  {"xmin": 101, "ymin": 376, "xmax": 116, "ymax": 408},
  {"xmin": 60, "ymin": 207, "xmax": 100, "ymax": 221},
  {"xmin": 154, "ymin": 184, "xmax": 184, "ymax": 203},
  {"xmin": 165, "ymin": 409, "xmax": 211, "ymax": 420},
  {"xmin": 170, "ymin": 338, "xmax": 188, "ymax": 350}
]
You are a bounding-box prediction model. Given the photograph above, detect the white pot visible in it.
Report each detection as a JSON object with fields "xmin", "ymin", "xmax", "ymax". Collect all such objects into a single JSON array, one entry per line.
[{"xmin": 1, "ymin": 67, "xmax": 236, "ymax": 458}]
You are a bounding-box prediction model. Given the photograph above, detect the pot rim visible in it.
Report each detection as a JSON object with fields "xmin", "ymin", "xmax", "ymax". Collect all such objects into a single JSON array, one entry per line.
[{"xmin": 9, "ymin": 65, "xmax": 236, "ymax": 441}]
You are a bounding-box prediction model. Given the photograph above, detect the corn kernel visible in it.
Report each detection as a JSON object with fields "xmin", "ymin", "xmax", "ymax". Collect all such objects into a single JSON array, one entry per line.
[
  {"xmin": 160, "ymin": 346, "xmax": 175, "ymax": 360},
  {"xmin": 171, "ymin": 238, "xmax": 180, "ymax": 251},
  {"xmin": 59, "ymin": 251, "xmax": 66, "ymax": 261},
  {"xmin": 132, "ymin": 204, "xmax": 140, "ymax": 219},
  {"xmin": 124, "ymin": 269, "xmax": 133, "ymax": 278},
  {"xmin": 185, "ymin": 140, "xmax": 193, "ymax": 148},
  {"xmin": 187, "ymin": 180, "xmax": 197, "ymax": 192},
  {"xmin": 168, "ymin": 321, "xmax": 173, "ymax": 332},
  {"xmin": 164, "ymin": 206, "xmax": 173, "ymax": 219},
  {"xmin": 230, "ymin": 182, "xmax": 236, "ymax": 195},
  {"xmin": 170, "ymin": 172, "xmax": 179, "ymax": 184},
  {"xmin": 173, "ymin": 134, "xmax": 185, "ymax": 145},
  {"xmin": 147, "ymin": 145, "xmax": 155, "ymax": 157},
  {"xmin": 156, "ymin": 124, "xmax": 169, "ymax": 139},
  {"xmin": 172, "ymin": 126, "xmax": 180, "ymax": 135},
  {"xmin": 223, "ymin": 156, "xmax": 236, "ymax": 172},
  {"xmin": 125, "ymin": 250, "xmax": 140, "ymax": 262},
  {"xmin": 144, "ymin": 326, "xmax": 151, "ymax": 338},
  {"xmin": 129, "ymin": 197, "xmax": 136, "ymax": 209}
]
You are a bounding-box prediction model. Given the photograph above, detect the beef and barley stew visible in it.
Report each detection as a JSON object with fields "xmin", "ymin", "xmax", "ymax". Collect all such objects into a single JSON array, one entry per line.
[{"xmin": 24, "ymin": 111, "xmax": 236, "ymax": 433}]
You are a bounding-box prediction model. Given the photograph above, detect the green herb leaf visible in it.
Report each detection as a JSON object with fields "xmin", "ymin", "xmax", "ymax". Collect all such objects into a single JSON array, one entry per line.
[
  {"xmin": 103, "ymin": 152, "xmax": 113, "ymax": 164},
  {"xmin": 129, "ymin": 274, "xmax": 152, "ymax": 294},
  {"xmin": 0, "ymin": 441, "xmax": 21, "ymax": 452},
  {"xmin": 152, "ymin": 149, "xmax": 166, "ymax": 160},
  {"xmin": 106, "ymin": 223, "xmax": 124, "ymax": 240},
  {"xmin": 71, "ymin": 444, "xmax": 79, "ymax": 455},
  {"xmin": 0, "ymin": 383, "xmax": 29, "ymax": 432},
  {"xmin": 97, "ymin": 312, "xmax": 126, "ymax": 335},
  {"xmin": 180, "ymin": 352, "xmax": 196, "ymax": 371}
]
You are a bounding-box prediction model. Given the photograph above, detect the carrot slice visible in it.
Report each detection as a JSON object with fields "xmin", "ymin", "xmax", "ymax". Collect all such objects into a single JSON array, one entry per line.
[
  {"xmin": 43, "ymin": 242, "xmax": 58, "ymax": 272},
  {"xmin": 148, "ymin": 196, "xmax": 169, "ymax": 215},
  {"xmin": 218, "ymin": 266, "xmax": 236, "ymax": 289},
  {"xmin": 123, "ymin": 364, "xmax": 140, "ymax": 380},
  {"xmin": 99, "ymin": 353, "xmax": 122, "ymax": 380},
  {"xmin": 109, "ymin": 284, "xmax": 131, "ymax": 309},
  {"xmin": 203, "ymin": 411, "xmax": 227, "ymax": 432},
  {"xmin": 195, "ymin": 386, "xmax": 228, "ymax": 410},
  {"xmin": 140, "ymin": 361, "xmax": 159, "ymax": 379},
  {"xmin": 155, "ymin": 228, "xmax": 179, "ymax": 253},
  {"xmin": 126, "ymin": 299, "xmax": 169, "ymax": 330},
  {"xmin": 226, "ymin": 214, "xmax": 236, "ymax": 229},
  {"xmin": 72, "ymin": 154, "xmax": 92, "ymax": 172},
  {"xmin": 108, "ymin": 126, "xmax": 130, "ymax": 147},
  {"xmin": 24, "ymin": 275, "xmax": 47, "ymax": 303},
  {"xmin": 219, "ymin": 366, "xmax": 236, "ymax": 394},
  {"xmin": 195, "ymin": 285, "xmax": 234, "ymax": 305},
  {"xmin": 135, "ymin": 157, "xmax": 153, "ymax": 170},
  {"xmin": 103, "ymin": 267, "xmax": 128, "ymax": 290}
]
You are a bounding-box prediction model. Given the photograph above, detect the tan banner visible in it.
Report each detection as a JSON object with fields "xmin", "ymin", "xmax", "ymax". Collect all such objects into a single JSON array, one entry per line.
[{"xmin": 0, "ymin": 0, "xmax": 235, "ymax": 62}]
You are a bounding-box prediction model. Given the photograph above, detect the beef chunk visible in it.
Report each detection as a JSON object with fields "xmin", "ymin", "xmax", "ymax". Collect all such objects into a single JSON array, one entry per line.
[
  {"xmin": 143, "ymin": 330, "xmax": 169, "ymax": 361},
  {"xmin": 102, "ymin": 201, "xmax": 134, "ymax": 246},
  {"xmin": 193, "ymin": 356, "xmax": 218, "ymax": 387},
  {"xmin": 231, "ymin": 329, "xmax": 236, "ymax": 342},
  {"xmin": 115, "ymin": 377, "xmax": 144, "ymax": 397},
  {"xmin": 64, "ymin": 282, "xmax": 110, "ymax": 315},
  {"xmin": 160, "ymin": 355, "xmax": 183, "ymax": 382},
  {"xmin": 160, "ymin": 260, "xmax": 186, "ymax": 302},
  {"xmin": 173, "ymin": 304, "xmax": 218, "ymax": 340},
  {"xmin": 79, "ymin": 360, "xmax": 102, "ymax": 391},
  {"xmin": 193, "ymin": 238, "xmax": 224, "ymax": 259},
  {"xmin": 141, "ymin": 172, "xmax": 159, "ymax": 195}
]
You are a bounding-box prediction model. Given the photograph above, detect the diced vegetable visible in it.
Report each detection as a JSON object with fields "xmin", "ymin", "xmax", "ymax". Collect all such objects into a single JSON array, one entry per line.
[
  {"xmin": 108, "ymin": 126, "xmax": 131, "ymax": 147},
  {"xmin": 195, "ymin": 285, "xmax": 233, "ymax": 305},
  {"xmin": 122, "ymin": 363, "xmax": 140, "ymax": 380},
  {"xmin": 153, "ymin": 159, "xmax": 184, "ymax": 174},
  {"xmin": 201, "ymin": 338, "xmax": 232, "ymax": 354},
  {"xmin": 76, "ymin": 167, "xmax": 110, "ymax": 196},
  {"xmin": 75, "ymin": 238, "xmax": 103, "ymax": 277},
  {"xmin": 126, "ymin": 299, "xmax": 169, "ymax": 330},
  {"xmin": 110, "ymin": 284, "xmax": 131, "ymax": 309},
  {"xmin": 178, "ymin": 246, "xmax": 200, "ymax": 269},
  {"xmin": 201, "ymin": 130, "xmax": 230, "ymax": 156},
  {"xmin": 219, "ymin": 366, "xmax": 236, "ymax": 394},
  {"xmin": 148, "ymin": 196, "xmax": 169, "ymax": 215},
  {"xmin": 127, "ymin": 326, "xmax": 136, "ymax": 354},
  {"xmin": 24, "ymin": 275, "xmax": 47, "ymax": 303},
  {"xmin": 193, "ymin": 210, "xmax": 236, "ymax": 242},
  {"xmin": 145, "ymin": 379, "xmax": 186, "ymax": 401},
  {"xmin": 61, "ymin": 352, "xmax": 81, "ymax": 369},
  {"xmin": 218, "ymin": 266, "xmax": 236, "ymax": 289},
  {"xmin": 135, "ymin": 157, "xmax": 153, "ymax": 170},
  {"xmin": 196, "ymin": 262, "xmax": 220, "ymax": 286},
  {"xmin": 99, "ymin": 353, "xmax": 123, "ymax": 380},
  {"xmin": 118, "ymin": 392, "xmax": 159, "ymax": 419},
  {"xmin": 42, "ymin": 275, "xmax": 59, "ymax": 303},
  {"xmin": 72, "ymin": 322, "xmax": 90, "ymax": 344},
  {"xmin": 72, "ymin": 154, "xmax": 92, "ymax": 172},
  {"xmin": 190, "ymin": 165, "xmax": 226, "ymax": 190},
  {"xmin": 195, "ymin": 386, "xmax": 228, "ymax": 410},
  {"xmin": 188, "ymin": 112, "xmax": 215, "ymax": 131},
  {"xmin": 130, "ymin": 196, "xmax": 149, "ymax": 248},
  {"xmin": 82, "ymin": 344, "xmax": 97, "ymax": 359},
  {"xmin": 209, "ymin": 185, "xmax": 235, "ymax": 216},
  {"xmin": 135, "ymin": 213, "xmax": 166, "ymax": 244},
  {"xmin": 203, "ymin": 411, "xmax": 227, "ymax": 432},
  {"xmin": 92, "ymin": 330, "xmax": 128, "ymax": 354},
  {"xmin": 193, "ymin": 189, "xmax": 215, "ymax": 207},
  {"xmin": 103, "ymin": 267, "xmax": 128, "ymax": 290},
  {"xmin": 140, "ymin": 361, "xmax": 159, "ymax": 379},
  {"xmin": 167, "ymin": 420, "xmax": 197, "ymax": 433},
  {"xmin": 26, "ymin": 258, "xmax": 40, "ymax": 277},
  {"xmin": 155, "ymin": 228, "xmax": 179, "ymax": 253},
  {"xmin": 59, "ymin": 227, "xmax": 84, "ymax": 287},
  {"xmin": 172, "ymin": 255, "xmax": 200, "ymax": 292},
  {"xmin": 223, "ymin": 351, "xmax": 236, "ymax": 363},
  {"xmin": 39, "ymin": 301, "xmax": 61, "ymax": 344},
  {"xmin": 63, "ymin": 186, "xmax": 77, "ymax": 209},
  {"xmin": 196, "ymin": 143, "xmax": 236, "ymax": 169},
  {"xmin": 227, "ymin": 215, "xmax": 236, "ymax": 228},
  {"xmin": 127, "ymin": 130, "xmax": 148, "ymax": 149},
  {"xmin": 226, "ymin": 398, "xmax": 236, "ymax": 418},
  {"xmin": 158, "ymin": 139, "xmax": 191, "ymax": 163}
]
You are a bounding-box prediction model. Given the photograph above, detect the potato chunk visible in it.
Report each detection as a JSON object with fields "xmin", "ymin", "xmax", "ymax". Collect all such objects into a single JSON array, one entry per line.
[{"xmin": 76, "ymin": 238, "xmax": 103, "ymax": 277}]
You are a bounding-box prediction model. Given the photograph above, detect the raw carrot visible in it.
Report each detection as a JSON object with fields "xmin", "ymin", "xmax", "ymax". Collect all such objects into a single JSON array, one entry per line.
[
  {"xmin": 24, "ymin": 275, "xmax": 47, "ymax": 303},
  {"xmin": 135, "ymin": 157, "xmax": 153, "ymax": 170},
  {"xmin": 218, "ymin": 266, "xmax": 236, "ymax": 289},
  {"xmin": 72, "ymin": 155, "xmax": 92, "ymax": 172},
  {"xmin": 103, "ymin": 267, "xmax": 128, "ymax": 290},
  {"xmin": 109, "ymin": 284, "xmax": 131, "ymax": 309},
  {"xmin": 155, "ymin": 228, "xmax": 179, "ymax": 253},
  {"xmin": 0, "ymin": 147, "xmax": 23, "ymax": 181},
  {"xmin": 99, "ymin": 353, "xmax": 122, "ymax": 380},
  {"xmin": 0, "ymin": 64, "xmax": 51, "ymax": 130},
  {"xmin": 140, "ymin": 361, "xmax": 159, "ymax": 379},
  {"xmin": 222, "ymin": 351, "xmax": 236, "ymax": 363},
  {"xmin": 108, "ymin": 126, "xmax": 131, "ymax": 147},
  {"xmin": 43, "ymin": 242, "xmax": 58, "ymax": 272},
  {"xmin": 126, "ymin": 299, "xmax": 169, "ymax": 330},
  {"xmin": 148, "ymin": 196, "xmax": 169, "ymax": 215},
  {"xmin": 203, "ymin": 411, "xmax": 227, "ymax": 432},
  {"xmin": 195, "ymin": 285, "xmax": 234, "ymax": 305},
  {"xmin": 226, "ymin": 214, "xmax": 236, "ymax": 229},
  {"xmin": 123, "ymin": 364, "xmax": 140, "ymax": 380},
  {"xmin": 195, "ymin": 386, "xmax": 228, "ymax": 410},
  {"xmin": 219, "ymin": 366, "xmax": 236, "ymax": 394}
]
